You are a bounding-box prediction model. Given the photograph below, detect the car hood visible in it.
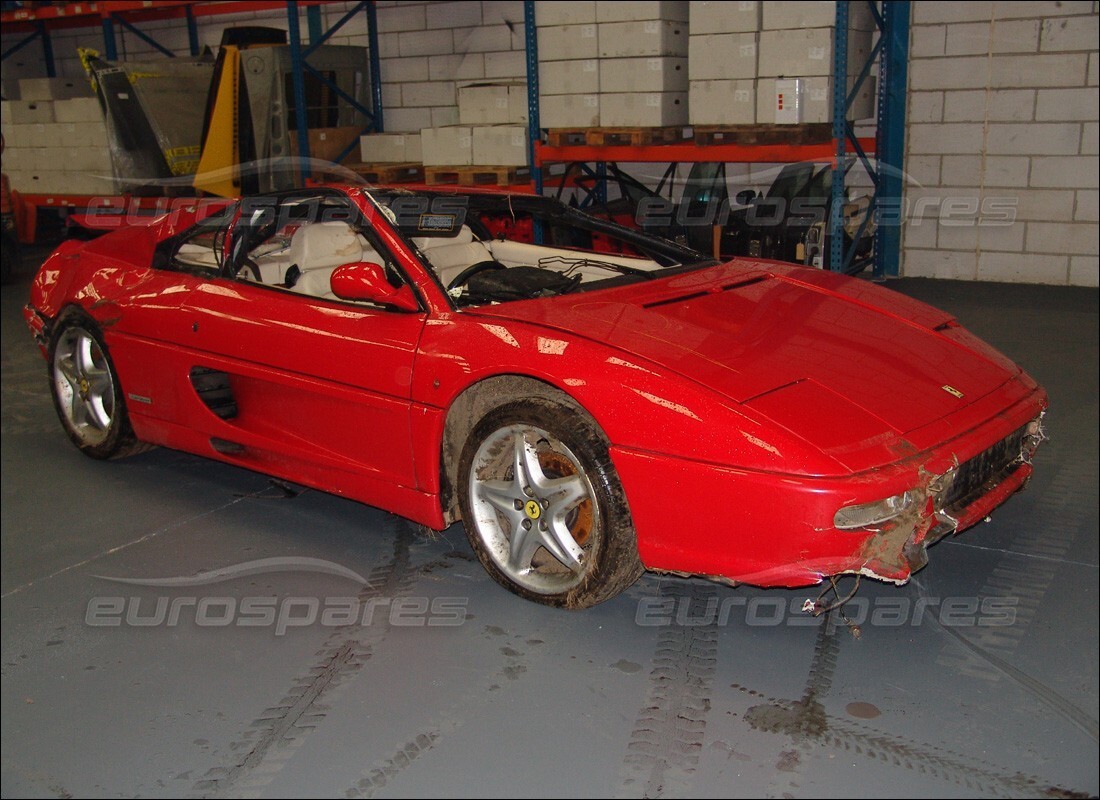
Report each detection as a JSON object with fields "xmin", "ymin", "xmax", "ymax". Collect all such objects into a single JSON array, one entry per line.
[{"xmin": 474, "ymin": 261, "xmax": 1019, "ymax": 459}]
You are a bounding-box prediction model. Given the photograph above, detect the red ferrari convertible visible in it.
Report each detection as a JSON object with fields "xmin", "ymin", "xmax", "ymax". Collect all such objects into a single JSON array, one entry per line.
[{"xmin": 24, "ymin": 185, "xmax": 1047, "ymax": 608}]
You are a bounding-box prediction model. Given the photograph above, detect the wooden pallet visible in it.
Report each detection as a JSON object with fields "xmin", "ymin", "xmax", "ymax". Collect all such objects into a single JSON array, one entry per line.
[
  {"xmin": 545, "ymin": 127, "xmax": 689, "ymax": 147},
  {"xmin": 423, "ymin": 165, "xmax": 531, "ymax": 186},
  {"xmin": 545, "ymin": 128, "xmax": 592, "ymax": 147},
  {"xmin": 344, "ymin": 162, "xmax": 424, "ymax": 183},
  {"xmin": 693, "ymin": 123, "xmax": 833, "ymax": 146},
  {"xmin": 586, "ymin": 126, "xmax": 687, "ymax": 146}
]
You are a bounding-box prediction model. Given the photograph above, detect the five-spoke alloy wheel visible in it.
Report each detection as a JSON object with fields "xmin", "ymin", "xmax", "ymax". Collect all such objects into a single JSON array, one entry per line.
[
  {"xmin": 49, "ymin": 314, "xmax": 145, "ymax": 459},
  {"xmin": 459, "ymin": 398, "xmax": 644, "ymax": 608}
]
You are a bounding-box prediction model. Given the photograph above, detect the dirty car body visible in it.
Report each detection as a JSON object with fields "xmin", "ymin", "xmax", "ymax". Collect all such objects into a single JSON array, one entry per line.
[{"xmin": 25, "ymin": 185, "xmax": 1047, "ymax": 608}]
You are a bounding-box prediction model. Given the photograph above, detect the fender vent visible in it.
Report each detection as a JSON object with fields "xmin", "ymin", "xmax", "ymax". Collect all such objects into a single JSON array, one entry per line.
[{"xmin": 190, "ymin": 367, "xmax": 238, "ymax": 419}]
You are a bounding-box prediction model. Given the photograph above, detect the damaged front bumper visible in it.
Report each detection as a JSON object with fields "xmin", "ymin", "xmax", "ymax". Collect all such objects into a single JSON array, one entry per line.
[
  {"xmin": 611, "ymin": 386, "xmax": 1048, "ymax": 589},
  {"xmin": 24, "ymin": 304, "xmax": 51, "ymax": 355}
]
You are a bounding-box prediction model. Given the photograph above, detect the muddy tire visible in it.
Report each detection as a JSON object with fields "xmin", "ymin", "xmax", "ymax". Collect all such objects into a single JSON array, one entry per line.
[{"xmin": 458, "ymin": 397, "xmax": 644, "ymax": 609}]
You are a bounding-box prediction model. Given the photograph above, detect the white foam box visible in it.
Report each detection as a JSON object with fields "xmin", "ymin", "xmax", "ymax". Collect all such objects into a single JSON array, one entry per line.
[
  {"xmin": 472, "ymin": 125, "xmax": 528, "ymax": 166},
  {"xmin": 18, "ymin": 77, "xmax": 93, "ymax": 101},
  {"xmin": 689, "ymin": 80, "xmax": 756, "ymax": 124},
  {"xmin": 600, "ymin": 57, "xmax": 687, "ymax": 93},
  {"xmin": 688, "ymin": 33, "xmax": 758, "ymax": 80},
  {"xmin": 4, "ymin": 170, "xmax": 34, "ymax": 192},
  {"xmin": 600, "ymin": 92, "xmax": 687, "ymax": 126},
  {"xmin": 54, "ymin": 97, "xmax": 104, "ymax": 123},
  {"xmin": 55, "ymin": 121, "xmax": 109, "ymax": 148},
  {"xmin": 8, "ymin": 100, "xmax": 54, "ymax": 124},
  {"xmin": 458, "ymin": 83, "xmax": 528, "ymax": 124},
  {"xmin": 5, "ymin": 123, "xmax": 64, "ymax": 149},
  {"xmin": 57, "ymin": 171, "xmax": 119, "ymax": 195},
  {"xmin": 537, "ymin": 24, "xmax": 599, "ymax": 61},
  {"xmin": 65, "ymin": 147, "xmax": 114, "ymax": 172},
  {"xmin": 756, "ymin": 76, "xmax": 875, "ymax": 123},
  {"xmin": 540, "ymin": 59, "xmax": 600, "ymax": 94},
  {"xmin": 596, "ymin": 2, "xmax": 689, "ymax": 23},
  {"xmin": 689, "ymin": 1, "xmax": 761, "ymax": 33},
  {"xmin": 22, "ymin": 173, "xmax": 65, "ymax": 194},
  {"xmin": 758, "ymin": 27, "xmax": 872, "ymax": 78},
  {"xmin": 534, "ymin": 0, "xmax": 596, "ymax": 26},
  {"xmin": 420, "ymin": 126, "xmax": 473, "ymax": 166},
  {"xmin": 763, "ymin": 1, "xmax": 875, "ymax": 31},
  {"xmin": 359, "ymin": 133, "xmax": 422, "ymax": 163},
  {"xmin": 0, "ymin": 148, "xmax": 35, "ymax": 171},
  {"xmin": 598, "ymin": 20, "xmax": 688, "ymax": 58},
  {"xmin": 540, "ymin": 94, "xmax": 600, "ymax": 127},
  {"xmin": 28, "ymin": 148, "xmax": 57, "ymax": 172}
]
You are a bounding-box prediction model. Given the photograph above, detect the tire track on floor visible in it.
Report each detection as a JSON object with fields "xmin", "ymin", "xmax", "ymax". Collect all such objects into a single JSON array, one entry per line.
[
  {"xmin": 617, "ymin": 580, "xmax": 720, "ymax": 799},
  {"xmin": 342, "ymin": 614, "xmax": 563, "ymax": 798},
  {"xmin": 737, "ymin": 617, "xmax": 1089, "ymax": 798},
  {"xmin": 192, "ymin": 519, "xmax": 417, "ymax": 798}
]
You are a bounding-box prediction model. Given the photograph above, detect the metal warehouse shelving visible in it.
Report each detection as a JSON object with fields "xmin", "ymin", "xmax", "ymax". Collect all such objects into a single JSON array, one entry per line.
[
  {"xmin": 3, "ymin": 0, "xmax": 910, "ymax": 278},
  {"xmin": 523, "ymin": 0, "xmax": 911, "ymax": 278},
  {"xmin": 1, "ymin": 0, "xmax": 384, "ymax": 212}
]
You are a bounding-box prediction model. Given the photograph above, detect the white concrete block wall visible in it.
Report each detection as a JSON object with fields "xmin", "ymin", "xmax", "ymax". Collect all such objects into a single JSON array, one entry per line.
[
  {"xmin": 904, "ymin": 1, "xmax": 1099, "ymax": 286},
  {"xmin": 0, "ymin": 1, "xmax": 528, "ymax": 136}
]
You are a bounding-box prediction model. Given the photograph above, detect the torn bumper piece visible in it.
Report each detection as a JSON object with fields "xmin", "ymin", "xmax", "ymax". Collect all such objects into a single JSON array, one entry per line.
[{"xmin": 612, "ymin": 397, "xmax": 1047, "ymax": 589}]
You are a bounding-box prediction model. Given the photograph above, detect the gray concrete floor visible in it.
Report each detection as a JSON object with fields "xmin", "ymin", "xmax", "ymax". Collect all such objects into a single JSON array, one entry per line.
[{"xmin": 2, "ymin": 247, "xmax": 1097, "ymax": 798}]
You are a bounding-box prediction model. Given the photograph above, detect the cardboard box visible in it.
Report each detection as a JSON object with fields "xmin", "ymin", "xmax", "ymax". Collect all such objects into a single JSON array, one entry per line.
[
  {"xmin": 763, "ymin": 1, "xmax": 875, "ymax": 31},
  {"xmin": 600, "ymin": 92, "xmax": 688, "ymax": 126},
  {"xmin": 689, "ymin": 80, "xmax": 756, "ymax": 124},
  {"xmin": 472, "ymin": 125, "xmax": 528, "ymax": 166},
  {"xmin": 420, "ymin": 126, "xmax": 473, "ymax": 166},
  {"xmin": 8, "ymin": 101, "xmax": 54, "ymax": 124},
  {"xmin": 688, "ymin": 33, "xmax": 758, "ymax": 80},
  {"xmin": 596, "ymin": 1, "xmax": 689, "ymax": 23},
  {"xmin": 290, "ymin": 126, "xmax": 362, "ymax": 163},
  {"xmin": 458, "ymin": 83, "xmax": 528, "ymax": 124},
  {"xmin": 600, "ymin": 57, "xmax": 687, "ymax": 93},
  {"xmin": 756, "ymin": 75, "xmax": 875, "ymax": 123},
  {"xmin": 540, "ymin": 59, "xmax": 600, "ymax": 94},
  {"xmin": 534, "ymin": 0, "xmax": 596, "ymax": 26},
  {"xmin": 598, "ymin": 20, "xmax": 688, "ymax": 58},
  {"xmin": 53, "ymin": 97, "xmax": 104, "ymax": 123},
  {"xmin": 18, "ymin": 77, "xmax": 93, "ymax": 102},
  {"xmin": 537, "ymin": 24, "xmax": 599, "ymax": 61},
  {"xmin": 540, "ymin": 94, "xmax": 600, "ymax": 127},
  {"xmin": 0, "ymin": 100, "xmax": 11, "ymax": 126},
  {"xmin": 359, "ymin": 133, "xmax": 422, "ymax": 163},
  {"xmin": 689, "ymin": 1, "xmax": 761, "ymax": 33},
  {"xmin": 758, "ymin": 27, "xmax": 872, "ymax": 77}
]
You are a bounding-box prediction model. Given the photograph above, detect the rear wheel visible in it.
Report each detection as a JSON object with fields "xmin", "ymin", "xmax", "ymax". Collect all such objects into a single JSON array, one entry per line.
[
  {"xmin": 49, "ymin": 314, "xmax": 148, "ymax": 459},
  {"xmin": 458, "ymin": 399, "xmax": 644, "ymax": 608}
]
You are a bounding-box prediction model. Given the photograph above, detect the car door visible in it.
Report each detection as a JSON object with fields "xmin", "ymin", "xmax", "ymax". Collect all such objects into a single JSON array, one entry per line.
[{"xmin": 178, "ymin": 196, "xmax": 427, "ymax": 494}]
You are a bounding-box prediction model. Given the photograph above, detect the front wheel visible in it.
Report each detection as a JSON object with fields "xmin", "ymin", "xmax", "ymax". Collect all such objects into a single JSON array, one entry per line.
[
  {"xmin": 49, "ymin": 314, "xmax": 148, "ymax": 459},
  {"xmin": 458, "ymin": 399, "xmax": 644, "ymax": 609}
]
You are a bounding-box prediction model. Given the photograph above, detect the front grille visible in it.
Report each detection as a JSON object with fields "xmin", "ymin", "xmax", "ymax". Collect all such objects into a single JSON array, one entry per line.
[{"xmin": 940, "ymin": 425, "xmax": 1028, "ymax": 513}]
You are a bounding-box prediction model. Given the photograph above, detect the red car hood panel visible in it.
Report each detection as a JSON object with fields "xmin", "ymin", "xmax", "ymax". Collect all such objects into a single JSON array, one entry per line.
[{"xmin": 475, "ymin": 263, "xmax": 1015, "ymax": 437}]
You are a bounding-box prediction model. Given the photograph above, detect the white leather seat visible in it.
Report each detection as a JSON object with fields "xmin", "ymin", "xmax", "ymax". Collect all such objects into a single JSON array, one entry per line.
[
  {"xmin": 414, "ymin": 227, "xmax": 495, "ymax": 287},
  {"xmin": 284, "ymin": 222, "xmax": 379, "ymax": 300}
]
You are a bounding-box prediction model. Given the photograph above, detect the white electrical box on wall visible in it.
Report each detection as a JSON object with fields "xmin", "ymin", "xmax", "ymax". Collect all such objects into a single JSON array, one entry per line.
[{"xmin": 773, "ymin": 78, "xmax": 803, "ymax": 124}]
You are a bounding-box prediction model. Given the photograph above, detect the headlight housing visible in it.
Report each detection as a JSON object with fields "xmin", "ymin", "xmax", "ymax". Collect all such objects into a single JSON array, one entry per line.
[{"xmin": 834, "ymin": 490, "xmax": 916, "ymax": 530}]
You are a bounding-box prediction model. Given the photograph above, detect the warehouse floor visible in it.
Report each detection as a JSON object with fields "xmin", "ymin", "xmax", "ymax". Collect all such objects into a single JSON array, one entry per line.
[{"xmin": 2, "ymin": 248, "xmax": 1097, "ymax": 798}]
